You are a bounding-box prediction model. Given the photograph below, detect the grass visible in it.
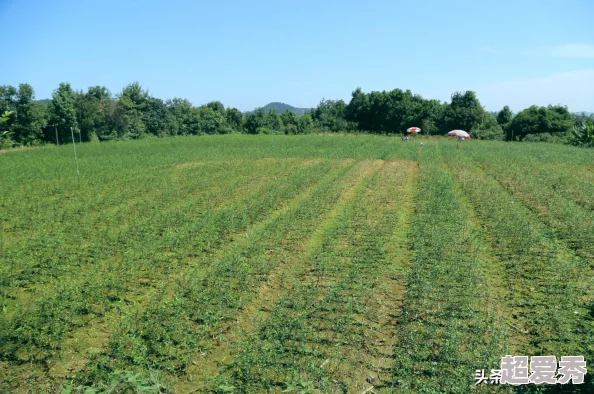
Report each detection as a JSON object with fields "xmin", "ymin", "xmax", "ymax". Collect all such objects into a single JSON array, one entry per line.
[{"xmin": 0, "ymin": 134, "xmax": 592, "ymax": 393}]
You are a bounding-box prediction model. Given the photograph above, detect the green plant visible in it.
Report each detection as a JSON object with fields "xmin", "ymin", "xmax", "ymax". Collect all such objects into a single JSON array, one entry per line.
[{"xmin": 569, "ymin": 120, "xmax": 594, "ymax": 147}]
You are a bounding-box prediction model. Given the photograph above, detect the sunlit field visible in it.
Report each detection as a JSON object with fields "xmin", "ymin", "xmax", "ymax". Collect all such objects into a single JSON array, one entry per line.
[{"xmin": 1, "ymin": 134, "xmax": 593, "ymax": 393}]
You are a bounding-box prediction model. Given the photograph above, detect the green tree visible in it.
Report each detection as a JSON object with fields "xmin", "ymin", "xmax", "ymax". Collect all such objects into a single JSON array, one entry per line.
[
  {"xmin": 0, "ymin": 86, "xmax": 17, "ymax": 140},
  {"xmin": 0, "ymin": 86, "xmax": 17, "ymax": 114},
  {"xmin": 117, "ymin": 82, "xmax": 149, "ymax": 139},
  {"xmin": 312, "ymin": 99, "xmax": 347, "ymax": 132},
  {"xmin": 226, "ymin": 107, "xmax": 243, "ymax": 132},
  {"xmin": 206, "ymin": 101, "xmax": 225, "ymax": 114},
  {"xmin": 297, "ymin": 113, "xmax": 314, "ymax": 134},
  {"xmin": 11, "ymin": 84, "xmax": 47, "ymax": 145},
  {"xmin": 441, "ymin": 91, "xmax": 485, "ymax": 132},
  {"xmin": 345, "ymin": 87, "xmax": 445, "ymax": 134},
  {"xmin": 471, "ymin": 113, "xmax": 504, "ymax": 140},
  {"xmin": 198, "ymin": 106, "xmax": 228, "ymax": 134},
  {"xmin": 568, "ymin": 116, "xmax": 594, "ymax": 147},
  {"xmin": 264, "ymin": 110, "xmax": 282, "ymax": 133},
  {"xmin": 74, "ymin": 86, "xmax": 113, "ymax": 142},
  {"xmin": 345, "ymin": 87, "xmax": 370, "ymax": 131},
  {"xmin": 506, "ymin": 105, "xmax": 573, "ymax": 141},
  {"xmin": 244, "ymin": 108, "xmax": 266, "ymax": 134},
  {"xmin": 419, "ymin": 100, "xmax": 446, "ymax": 135},
  {"xmin": 496, "ymin": 105, "xmax": 513, "ymax": 127},
  {"xmin": 47, "ymin": 82, "xmax": 78, "ymax": 144},
  {"xmin": 143, "ymin": 97, "xmax": 174, "ymax": 136},
  {"xmin": 0, "ymin": 110, "xmax": 14, "ymax": 148},
  {"xmin": 383, "ymin": 89, "xmax": 415, "ymax": 133},
  {"xmin": 281, "ymin": 110, "xmax": 299, "ymax": 134},
  {"xmin": 0, "ymin": 110, "xmax": 11, "ymax": 124},
  {"xmin": 166, "ymin": 98, "xmax": 195, "ymax": 136}
]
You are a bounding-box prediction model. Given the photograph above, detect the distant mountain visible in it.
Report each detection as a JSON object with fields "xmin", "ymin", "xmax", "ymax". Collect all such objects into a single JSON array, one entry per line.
[
  {"xmin": 247, "ymin": 102, "xmax": 313, "ymax": 116},
  {"xmin": 36, "ymin": 99, "xmax": 50, "ymax": 106},
  {"xmin": 573, "ymin": 111, "xmax": 592, "ymax": 116}
]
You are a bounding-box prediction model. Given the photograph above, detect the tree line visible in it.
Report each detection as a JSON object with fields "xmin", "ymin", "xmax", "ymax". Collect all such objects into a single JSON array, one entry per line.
[{"xmin": 1, "ymin": 82, "xmax": 592, "ymax": 148}]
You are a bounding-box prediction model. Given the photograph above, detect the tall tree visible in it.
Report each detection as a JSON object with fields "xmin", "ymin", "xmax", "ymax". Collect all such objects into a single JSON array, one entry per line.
[
  {"xmin": 206, "ymin": 101, "xmax": 225, "ymax": 114},
  {"xmin": 264, "ymin": 109, "xmax": 282, "ymax": 133},
  {"xmin": 496, "ymin": 105, "xmax": 513, "ymax": 126},
  {"xmin": 47, "ymin": 82, "xmax": 78, "ymax": 144},
  {"xmin": 312, "ymin": 99, "xmax": 347, "ymax": 132},
  {"xmin": 166, "ymin": 98, "xmax": 194, "ymax": 136},
  {"xmin": 345, "ymin": 87, "xmax": 370, "ymax": 131},
  {"xmin": 117, "ymin": 82, "xmax": 149, "ymax": 138},
  {"xmin": 75, "ymin": 86, "xmax": 113, "ymax": 142},
  {"xmin": 281, "ymin": 110, "xmax": 299, "ymax": 134},
  {"xmin": 13, "ymin": 84, "xmax": 47, "ymax": 145},
  {"xmin": 0, "ymin": 110, "xmax": 14, "ymax": 148},
  {"xmin": 471, "ymin": 113, "xmax": 504, "ymax": 140},
  {"xmin": 244, "ymin": 108, "xmax": 266, "ymax": 134},
  {"xmin": 441, "ymin": 91, "xmax": 486, "ymax": 132},
  {"xmin": 198, "ymin": 106, "xmax": 228, "ymax": 134},
  {"xmin": 0, "ymin": 86, "xmax": 17, "ymax": 139},
  {"xmin": 226, "ymin": 107, "xmax": 243, "ymax": 132},
  {"xmin": 143, "ymin": 97, "xmax": 174, "ymax": 136},
  {"xmin": 419, "ymin": 99, "xmax": 446, "ymax": 135},
  {"xmin": 297, "ymin": 112, "xmax": 314, "ymax": 134}
]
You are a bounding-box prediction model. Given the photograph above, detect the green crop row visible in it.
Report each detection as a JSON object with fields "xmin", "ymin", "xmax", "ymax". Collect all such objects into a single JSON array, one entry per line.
[
  {"xmin": 442, "ymin": 143, "xmax": 594, "ymax": 392},
  {"xmin": 392, "ymin": 145, "xmax": 510, "ymax": 393}
]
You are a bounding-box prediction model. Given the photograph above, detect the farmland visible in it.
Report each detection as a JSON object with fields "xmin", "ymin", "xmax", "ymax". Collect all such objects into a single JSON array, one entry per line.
[{"xmin": 0, "ymin": 134, "xmax": 593, "ymax": 393}]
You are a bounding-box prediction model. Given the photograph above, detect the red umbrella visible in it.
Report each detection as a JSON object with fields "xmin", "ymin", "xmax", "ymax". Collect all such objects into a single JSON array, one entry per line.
[
  {"xmin": 447, "ymin": 130, "xmax": 471, "ymax": 139},
  {"xmin": 407, "ymin": 127, "xmax": 422, "ymax": 133}
]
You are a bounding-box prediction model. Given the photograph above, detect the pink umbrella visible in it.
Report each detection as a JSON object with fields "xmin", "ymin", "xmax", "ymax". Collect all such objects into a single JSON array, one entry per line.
[
  {"xmin": 447, "ymin": 130, "xmax": 471, "ymax": 139},
  {"xmin": 407, "ymin": 127, "xmax": 422, "ymax": 133}
]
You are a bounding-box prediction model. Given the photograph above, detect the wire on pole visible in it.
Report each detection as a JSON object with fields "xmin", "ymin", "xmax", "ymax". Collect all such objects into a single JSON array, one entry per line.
[{"xmin": 71, "ymin": 127, "xmax": 80, "ymax": 179}]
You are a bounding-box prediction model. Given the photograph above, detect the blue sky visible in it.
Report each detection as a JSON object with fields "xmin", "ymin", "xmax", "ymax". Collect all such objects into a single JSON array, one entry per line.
[{"xmin": 1, "ymin": 0, "xmax": 593, "ymax": 112}]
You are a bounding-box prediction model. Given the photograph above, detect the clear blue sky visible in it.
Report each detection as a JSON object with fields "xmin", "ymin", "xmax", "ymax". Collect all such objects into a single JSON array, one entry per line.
[{"xmin": 1, "ymin": 0, "xmax": 593, "ymax": 112}]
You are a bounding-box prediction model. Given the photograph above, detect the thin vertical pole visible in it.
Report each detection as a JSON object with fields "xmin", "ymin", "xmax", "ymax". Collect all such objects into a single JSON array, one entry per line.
[
  {"xmin": 71, "ymin": 127, "xmax": 80, "ymax": 178},
  {"xmin": 55, "ymin": 124, "xmax": 59, "ymax": 145}
]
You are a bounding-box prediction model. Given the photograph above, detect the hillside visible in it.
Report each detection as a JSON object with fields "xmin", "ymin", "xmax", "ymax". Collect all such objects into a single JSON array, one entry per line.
[{"xmin": 248, "ymin": 102, "xmax": 312, "ymax": 116}]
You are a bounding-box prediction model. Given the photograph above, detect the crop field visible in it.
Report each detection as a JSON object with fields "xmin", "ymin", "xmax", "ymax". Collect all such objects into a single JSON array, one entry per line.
[{"xmin": 0, "ymin": 134, "xmax": 593, "ymax": 393}]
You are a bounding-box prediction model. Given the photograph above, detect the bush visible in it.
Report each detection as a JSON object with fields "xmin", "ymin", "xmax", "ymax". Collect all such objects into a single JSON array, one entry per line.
[
  {"xmin": 218, "ymin": 125, "xmax": 234, "ymax": 134},
  {"xmin": 523, "ymin": 132, "xmax": 568, "ymax": 144},
  {"xmin": 88, "ymin": 132, "xmax": 100, "ymax": 143},
  {"xmin": 283, "ymin": 124, "xmax": 298, "ymax": 135},
  {"xmin": 568, "ymin": 120, "xmax": 594, "ymax": 147},
  {"xmin": 0, "ymin": 135, "xmax": 15, "ymax": 149},
  {"xmin": 256, "ymin": 127, "xmax": 276, "ymax": 135}
]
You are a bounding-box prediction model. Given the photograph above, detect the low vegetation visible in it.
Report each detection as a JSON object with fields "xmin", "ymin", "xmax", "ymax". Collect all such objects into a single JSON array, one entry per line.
[{"xmin": 1, "ymin": 134, "xmax": 592, "ymax": 393}]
